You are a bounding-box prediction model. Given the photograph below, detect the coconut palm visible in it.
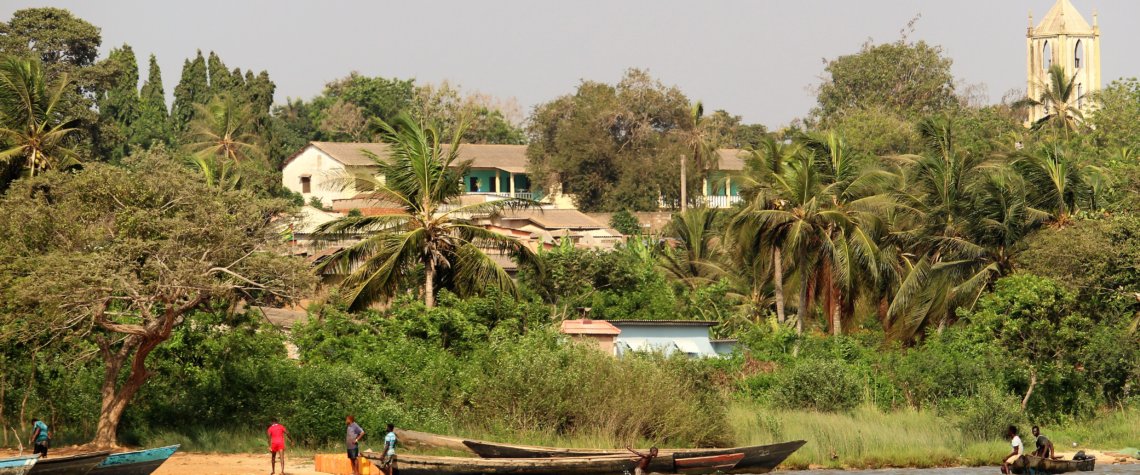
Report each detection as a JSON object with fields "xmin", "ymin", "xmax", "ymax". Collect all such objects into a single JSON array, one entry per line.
[
  {"xmin": 676, "ymin": 101, "xmax": 719, "ymax": 210},
  {"xmin": 1014, "ymin": 143, "xmax": 1097, "ymax": 225},
  {"xmin": 731, "ymin": 132, "xmax": 893, "ymax": 335},
  {"xmin": 659, "ymin": 207, "xmax": 726, "ymax": 289},
  {"xmin": 1017, "ymin": 64, "xmax": 1085, "ymax": 135},
  {"xmin": 315, "ymin": 113, "xmax": 538, "ymax": 309},
  {"xmin": 183, "ymin": 93, "xmax": 262, "ymax": 163},
  {"xmin": 0, "ymin": 56, "xmax": 79, "ymax": 178}
]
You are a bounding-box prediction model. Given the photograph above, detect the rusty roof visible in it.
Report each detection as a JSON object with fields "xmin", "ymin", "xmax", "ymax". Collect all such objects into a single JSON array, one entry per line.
[
  {"xmin": 497, "ymin": 209, "xmax": 605, "ymax": 230},
  {"xmin": 608, "ymin": 320, "xmax": 718, "ymax": 327}
]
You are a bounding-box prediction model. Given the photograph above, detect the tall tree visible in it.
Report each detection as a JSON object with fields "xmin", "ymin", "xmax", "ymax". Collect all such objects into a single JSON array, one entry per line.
[
  {"xmin": 0, "ymin": 8, "xmax": 101, "ymax": 76},
  {"xmin": 316, "ymin": 114, "xmax": 537, "ymax": 309},
  {"xmin": 171, "ymin": 51, "xmax": 208, "ymax": 134},
  {"xmin": 814, "ymin": 38, "xmax": 956, "ymax": 123},
  {"xmin": 131, "ymin": 54, "xmax": 171, "ymax": 148},
  {"xmin": 95, "ymin": 44, "xmax": 140, "ymax": 160},
  {"xmin": 0, "ymin": 152, "xmax": 313, "ymax": 447},
  {"xmin": 0, "ymin": 57, "xmax": 80, "ymax": 179}
]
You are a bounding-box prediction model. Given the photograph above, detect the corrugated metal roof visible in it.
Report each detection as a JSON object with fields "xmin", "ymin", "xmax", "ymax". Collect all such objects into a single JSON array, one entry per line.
[
  {"xmin": 498, "ymin": 209, "xmax": 606, "ymax": 230},
  {"xmin": 608, "ymin": 320, "xmax": 718, "ymax": 327}
]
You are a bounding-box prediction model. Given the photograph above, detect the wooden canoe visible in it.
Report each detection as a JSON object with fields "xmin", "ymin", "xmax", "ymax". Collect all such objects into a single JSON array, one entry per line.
[
  {"xmin": 89, "ymin": 445, "xmax": 179, "ymax": 475},
  {"xmin": 395, "ymin": 429, "xmax": 474, "ymax": 453},
  {"xmin": 0, "ymin": 455, "xmax": 37, "ymax": 475},
  {"xmin": 362, "ymin": 452, "xmax": 674, "ymax": 475},
  {"xmin": 463, "ymin": 439, "xmax": 807, "ymax": 474},
  {"xmin": 674, "ymin": 453, "xmax": 744, "ymax": 474},
  {"xmin": 27, "ymin": 451, "xmax": 110, "ymax": 475},
  {"xmin": 1010, "ymin": 454, "xmax": 1095, "ymax": 474}
]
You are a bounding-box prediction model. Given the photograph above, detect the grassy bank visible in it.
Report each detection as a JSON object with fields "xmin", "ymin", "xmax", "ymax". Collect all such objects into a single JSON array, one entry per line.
[
  {"xmin": 128, "ymin": 403, "xmax": 1138, "ymax": 471},
  {"xmin": 728, "ymin": 403, "xmax": 1140, "ymax": 469}
]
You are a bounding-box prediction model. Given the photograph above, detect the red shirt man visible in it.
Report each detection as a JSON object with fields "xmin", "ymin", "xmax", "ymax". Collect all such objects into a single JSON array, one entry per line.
[{"xmin": 268, "ymin": 419, "xmax": 288, "ymax": 474}]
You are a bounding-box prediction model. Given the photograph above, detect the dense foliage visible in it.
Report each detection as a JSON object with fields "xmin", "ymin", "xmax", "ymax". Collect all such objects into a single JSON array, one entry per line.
[{"xmin": 0, "ymin": 7, "xmax": 1138, "ymax": 453}]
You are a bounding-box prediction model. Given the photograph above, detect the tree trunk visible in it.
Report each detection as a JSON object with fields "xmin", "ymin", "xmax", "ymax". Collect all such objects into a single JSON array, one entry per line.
[
  {"xmin": 797, "ymin": 269, "xmax": 809, "ymax": 336},
  {"xmin": 424, "ymin": 260, "xmax": 436, "ymax": 308},
  {"xmin": 680, "ymin": 154, "xmax": 687, "ymax": 211},
  {"xmin": 1020, "ymin": 367, "xmax": 1037, "ymax": 411},
  {"xmin": 878, "ymin": 296, "xmax": 890, "ymax": 332},
  {"xmin": 773, "ymin": 248, "xmax": 786, "ymax": 324},
  {"xmin": 93, "ymin": 333, "xmax": 164, "ymax": 448}
]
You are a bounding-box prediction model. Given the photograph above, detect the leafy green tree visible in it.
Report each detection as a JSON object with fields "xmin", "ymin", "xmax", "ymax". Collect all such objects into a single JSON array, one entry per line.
[
  {"xmin": 526, "ymin": 69, "xmax": 690, "ymax": 211},
  {"xmin": 0, "ymin": 8, "xmax": 101, "ymax": 76},
  {"xmin": 814, "ymin": 39, "xmax": 956, "ymax": 123},
  {"xmin": 411, "ymin": 81, "xmax": 525, "ymax": 144},
  {"xmin": 315, "ymin": 114, "xmax": 537, "ymax": 309},
  {"xmin": 1089, "ymin": 78, "xmax": 1140, "ymax": 150},
  {"xmin": 0, "ymin": 56, "xmax": 80, "ymax": 178},
  {"xmin": 609, "ymin": 209, "xmax": 642, "ymax": 235},
  {"xmin": 959, "ymin": 274, "xmax": 1092, "ymax": 410},
  {"xmin": 319, "ymin": 72, "xmax": 415, "ymax": 126},
  {"xmin": 171, "ymin": 51, "xmax": 208, "ymax": 133},
  {"xmin": 0, "ymin": 150, "xmax": 313, "ymax": 447},
  {"xmin": 828, "ymin": 105, "xmax": 920, "ymax": 156},
  {"xmin": 131, "ymin": 54, "xmax": 171, "ymax": 148}
]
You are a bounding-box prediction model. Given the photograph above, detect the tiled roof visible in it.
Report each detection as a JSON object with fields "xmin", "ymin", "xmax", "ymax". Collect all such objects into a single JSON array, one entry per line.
[
  {"xmin": 445, "ymin": 144, "xmax": 529, "ymax": 173},
  {"xmin": 282, "ymin": 142, "xmax": 388, "ymax": 168},
  {"xmin": 560, "ymin": 319, "xmax": 621, "ymax": 336},
  {"xmin": 498, "ymin": 209, "xmax": 606, "ymax": 230},
  {"xmin": 715, "ymin": 149, "xmax": 747, "ymax": 171},
  {"xmin": 608, "ymin": 320, "xmax": 718, "ymax": 327},
  {"xmin": 1035, "ymin": 0, "xmax": 1094, "ymax": 35}
]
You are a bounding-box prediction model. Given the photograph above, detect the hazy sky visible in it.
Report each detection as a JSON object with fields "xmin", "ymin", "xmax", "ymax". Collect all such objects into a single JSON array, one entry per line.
[{"xmin": 1, "ymin": 1, "xmax": 1133, "ymax": 128}]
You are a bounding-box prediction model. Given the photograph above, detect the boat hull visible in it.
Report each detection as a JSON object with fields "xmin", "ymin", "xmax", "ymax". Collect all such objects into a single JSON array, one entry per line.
[
  {"xmin": 362, "ymin": 453, "xmax": 672, "ymax": 475},
  {"xmin": 27, "ymin": 451, "xmax": 110, "ymax": 475},
  {"xmin": 1010, "ymin": 455, "xmax": 1095, "ymax": 474},
  {"xmin": 0, "ymin": 455, "xmax": 38, "ymax": 475},
  {"xmin": 463, "ymin": 439, "xmax": 806, "ymax": 474},
  {"xmin": 90, "ymin": 445, "xmax": 180, "ymax": 475}
]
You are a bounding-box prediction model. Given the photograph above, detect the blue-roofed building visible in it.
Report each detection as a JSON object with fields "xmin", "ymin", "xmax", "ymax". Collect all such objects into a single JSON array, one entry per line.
[{"xmin": 609, "ymin": 320, "xmax": 735, "ymax": 358}]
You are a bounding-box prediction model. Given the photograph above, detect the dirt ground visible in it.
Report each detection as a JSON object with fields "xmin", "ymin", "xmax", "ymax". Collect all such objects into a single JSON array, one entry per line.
[
  {"xmin": 1055, "ymin": 449, "xmax": 1140, "ymax": 466},
  {"xmin": 153, "ymin": 452, "xmax": 324, "ymax": 475}
]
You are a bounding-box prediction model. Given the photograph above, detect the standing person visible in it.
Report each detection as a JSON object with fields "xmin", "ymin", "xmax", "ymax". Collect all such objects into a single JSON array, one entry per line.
[
  {"xmin": 626, "ymin": 446, "xmax": 658, "ymax": 475},
  {"xmin": 345, "ymin": 415, "xmax": 365, "ymax": 475},
  {"xmin": 267, "ymin": 418, "xmax": 288, "ymax": 475},
  {"xmin": 30, "ymin": 418, "xmax": 50, "ymax": 458},
  {"xmin": 1031, "ymin": 426, "xmax": 1054, "ymax": 459},
  {"xmin": 1002, "ymin": 425, "xmax": 1024, "ymax": 474},
  {"xmin": 380, "ymin": 424, "xmax": 398, "ymax": 475}
]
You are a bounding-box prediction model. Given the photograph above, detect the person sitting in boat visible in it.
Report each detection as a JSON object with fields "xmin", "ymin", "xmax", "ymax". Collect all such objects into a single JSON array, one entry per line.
[
  {"xmin": 626, "ymin": 446, "xmax": 658, "ymax": 475},
  {"xmin": 1001, "ymin": 425, "xmax": 1024, "ymax": 474},
  {"xmin": 1031, "ymin": 426, "xmax": 1055, "ymax": 459}
]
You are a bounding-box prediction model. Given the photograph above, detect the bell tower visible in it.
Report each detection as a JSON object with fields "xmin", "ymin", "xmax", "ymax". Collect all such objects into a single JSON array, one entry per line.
[{"xmin": 1026, "ymin": 0, "xmax": 1101, "ymax": 124}]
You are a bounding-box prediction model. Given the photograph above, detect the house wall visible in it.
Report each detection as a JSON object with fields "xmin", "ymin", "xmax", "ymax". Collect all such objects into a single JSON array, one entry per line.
[
  {"xmin": 282, "ymin": 147, "xmax": 376, "ymax": 207},
  {"xmin": 462, "ymin": 169, "xmax": 545, "ymax": 199},
  {"xmin": 705, "ymin": 171, "xmax": 740, "ymax": 196},
  {"xmin": 612, "ymin": 325, "xmax": 718, "ymax": 357},
  {"xmin": 568, "ymin": 334, "xmax": 616, "ymax": 355}
]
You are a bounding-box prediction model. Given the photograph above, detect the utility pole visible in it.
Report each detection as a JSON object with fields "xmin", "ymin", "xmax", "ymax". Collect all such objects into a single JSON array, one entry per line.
[{"xmin": 680, "ymin": 154, "xmax": 687, "ymax": 211}]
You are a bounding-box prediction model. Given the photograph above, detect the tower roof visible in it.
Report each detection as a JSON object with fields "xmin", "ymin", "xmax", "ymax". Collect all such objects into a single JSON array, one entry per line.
[{"xmin": 1034, "ymin": 0, "xmax": 1094, "ymax": 36}]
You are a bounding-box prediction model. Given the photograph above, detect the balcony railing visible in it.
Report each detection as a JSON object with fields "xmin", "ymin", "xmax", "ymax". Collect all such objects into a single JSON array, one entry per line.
[
  {"xmin": 466, "ymin": 191, "xmax": 537, "ymax": 200},
  {"xmin": 659, "ymin": 195, "xmax": 743, "ymax": 209}
]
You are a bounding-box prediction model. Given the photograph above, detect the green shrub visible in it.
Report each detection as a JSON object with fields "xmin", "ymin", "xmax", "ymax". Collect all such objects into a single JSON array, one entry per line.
[
  {"xmin": 955, "ymin": 385, "xmax": 1026, "ymax": 441},
  {"xmin": 771, "ymin": 358, "xmax": 863, "ymax": 412},
  {"xmin": 610, "ymin": 209, "xmax": 642, "ymax": 235}
]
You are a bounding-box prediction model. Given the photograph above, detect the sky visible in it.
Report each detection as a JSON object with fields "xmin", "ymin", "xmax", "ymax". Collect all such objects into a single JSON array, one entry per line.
[{"xmin": 1, "ymin": 0, "xmax": 1134, "ymax": 129}]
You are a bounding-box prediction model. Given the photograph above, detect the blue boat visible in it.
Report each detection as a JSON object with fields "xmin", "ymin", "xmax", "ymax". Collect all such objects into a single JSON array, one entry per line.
[
  {"xmin": 0, "ymin": 455, "xmax": 38, "ymax": 475},
  {"xmin": 27, "ymin": 451, "xmax": 109, "ymax": 475},
  {"xmin": 89, "ymin": 444, "xmax": 177, "ymax": 473},
  {"xmin": 89, "ymin": 445, "xmax": 179, "ymax": 475}
]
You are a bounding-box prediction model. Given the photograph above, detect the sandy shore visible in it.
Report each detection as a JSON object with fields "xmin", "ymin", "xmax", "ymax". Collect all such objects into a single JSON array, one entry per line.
[
  {"xmin": 153, "ymin": 452, "xmax": 324, "ymax": 475},
  {"xmin": 1054, "ymin": 449, "xmax": 1140, "ymax": 466}
]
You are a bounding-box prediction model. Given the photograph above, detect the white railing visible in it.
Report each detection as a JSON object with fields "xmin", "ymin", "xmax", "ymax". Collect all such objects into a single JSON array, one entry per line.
[
  {"xmin": 466, "ymin": 191, "xmax": 536, "ymax": 200},
  {"xmin": 658, "ymin": 195, "xmax": 743, "ymax": 209}
]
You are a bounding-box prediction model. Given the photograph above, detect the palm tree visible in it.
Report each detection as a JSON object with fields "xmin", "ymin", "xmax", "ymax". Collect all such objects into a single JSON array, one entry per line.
[
  {"xmin": 731, "ymin": 132, "xmax": 892, "ymax": 335},
  {"xmin": 676, "ymin": 101, "xmax": 718, "ymax": 210},
  {"xmin": 0, "ymin": 57, "xmax": 79, "ymax": 178},
  {"xmin": 731, "ymin": 136, "xmax": 801, "ymax": 324},
  {"xmin": 1017, "ymin": 64, "xmax": 1085, "ymax": 135},
  {"xmin": 315, "ymin": 114, "xmax": 538, "ymax": 309},
  {"xmin": 659, "ymin": 207, "xmax": 726, "ymax": 289},
  {"xmin": 183, "ymin": 94, "xmax": 262, "ymax": 163},
  {"xmin": 1014, "ymin": 143, "xmax": 1096, "ymax": 225}
]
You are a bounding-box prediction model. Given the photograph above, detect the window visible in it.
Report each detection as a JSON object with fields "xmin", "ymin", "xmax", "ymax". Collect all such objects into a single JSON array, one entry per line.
[
  {"xmin": 1042, "ymin": 41, "xmax": 1052, "ymax": 70},
  {"xmin": 469, "ymin": 176, "xmax": 480, "ymax": 192},
  {"xmin": 1074, "ymin": 40, "xmax": 1084, "ymax": 69},
  {"xmin": 300, "ymin": 176, "xmax": 311, "ymax": 194}
]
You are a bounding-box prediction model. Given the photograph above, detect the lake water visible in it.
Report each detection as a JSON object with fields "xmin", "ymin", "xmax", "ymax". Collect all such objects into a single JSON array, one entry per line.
[{"xmin": 772, "ymin": 466, "xmax": 1140, "ymax": 475}]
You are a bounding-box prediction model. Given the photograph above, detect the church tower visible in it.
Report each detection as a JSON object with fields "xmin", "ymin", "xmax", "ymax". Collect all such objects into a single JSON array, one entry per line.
[{"xmin": 1026, "ymin": 0, "xmax": 1101, "ymax": 124}]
